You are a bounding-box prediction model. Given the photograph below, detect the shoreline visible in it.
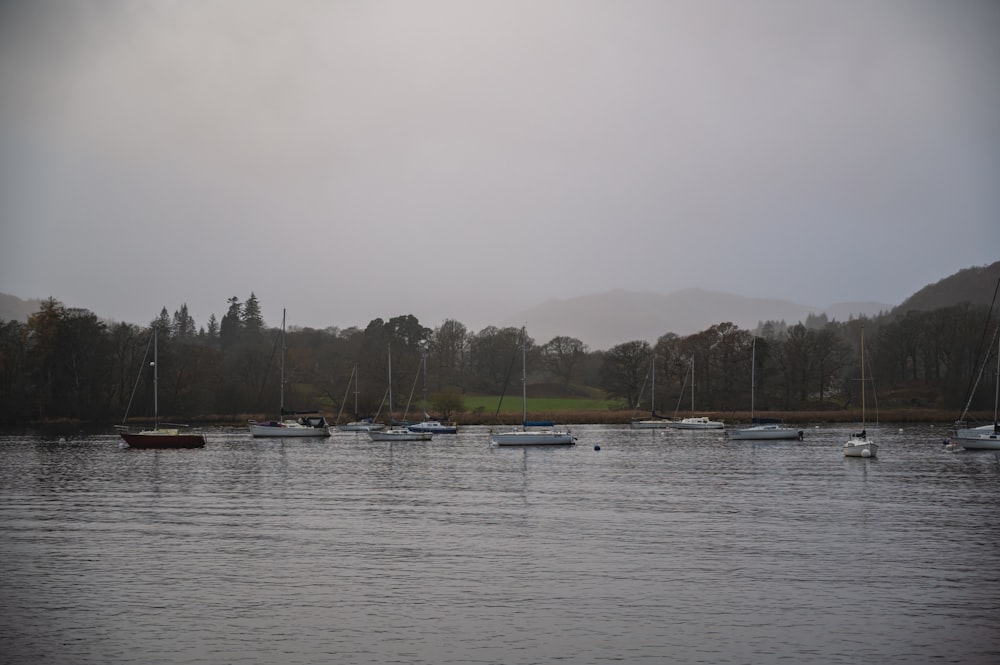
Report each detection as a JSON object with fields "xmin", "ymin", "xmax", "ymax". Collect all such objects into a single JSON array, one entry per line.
[{"xmin": 8, "ymin": 408, "xmax": 993, "ymax": 430}]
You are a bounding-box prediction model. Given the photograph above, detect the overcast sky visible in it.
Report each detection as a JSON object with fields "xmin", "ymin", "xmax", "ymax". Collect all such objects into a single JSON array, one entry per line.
[{"xmin": 1, "ymin": 1, "xmax": 998, "ymax": 333}]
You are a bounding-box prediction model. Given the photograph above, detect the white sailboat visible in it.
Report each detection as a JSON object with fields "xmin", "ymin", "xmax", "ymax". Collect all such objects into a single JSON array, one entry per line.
[
  {"xmin": 728, "ymin": 337, "xmax": 803, "ymax": 441},
  {"xmin": 335, "ymin": 364, "xmax": 385, "ymax": 431},
  {"xmin": 667, "ymin": 357, "xmax": 724, "ymax": 430},
  {"xmin": 844, "ymin": 326, "xmax": 878, "ymax": 458},
  {"xmin": 952, "ymin": 328, "xmax": 1000, "ymax": 451},
  {"xmin": 491, "ymin": 327, "xmax": 576, "ymax": 446},
  {"xmin": 369, "ymin": 345, "xmax": 432, "ymax": 442},
  {"xmin": 248, "ymin": 309, "xmax": 331, "ymax": 438},
  {"xmin": 631, "ymin": 354, "xmax": 673, "ymax": 429},
  {"xmin": 407, "ymin": 350, "xmax": 458, "ymax": 434}
]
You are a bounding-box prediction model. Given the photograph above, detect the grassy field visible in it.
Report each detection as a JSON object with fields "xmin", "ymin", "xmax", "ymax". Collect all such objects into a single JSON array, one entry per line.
[
  {"xmin": 82, "ymin": 404, "xmax": 991, "ymax": 428},
  {"xmin": 443, "ymin": 394, "xmax": 987, "ymax": 426},
  {"xmin": 462, "ymin": 394, "xmax": 619, "ymax": 415},
  {"xmin": 88, "ymin": 385, "xmax": 993, "ymax": 428}
]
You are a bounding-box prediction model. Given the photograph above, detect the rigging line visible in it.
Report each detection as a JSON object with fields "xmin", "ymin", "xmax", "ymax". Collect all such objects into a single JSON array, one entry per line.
[
  {"xmin": 862, "ymin": 331, "xmax": 880, "ymax": 428},
  {"xmin": 494, "ymin": 329, "xmax": 522, "ymax": 422},
  {"xmin": 334, "ymin": 364, "xmax": 356, "ymax": 423},
  {"xmin": 370, "ymin": 384, "xmax": 389, "ymax": 424},
  {"xmin": 255, "ymin": 325, "xmax": 282, "ymax": 413},
  {"xmin": 958, "ymin": 323, "xmax": 1000, "ymax": 423},
  {"xmin": 401, "ymin": 363, "xmax": 421, "ymax": 423},
  {"xmin": 673, "ymin": 361, "xmax": 691, "ymax": 419},
  {"xmin": 959, "ymin": 273, "xmax": 1000, "ymax": 420},
  {"xmin": 121, "ymin": 328, "xmax": 154, "ymax": 425},
  {"xmin": 633, "ymin": 359, "xmax": 651, "ymax": 414}
]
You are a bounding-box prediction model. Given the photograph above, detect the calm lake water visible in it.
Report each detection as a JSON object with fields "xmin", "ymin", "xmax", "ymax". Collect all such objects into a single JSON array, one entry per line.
[{"xmin": 1, "ymin": 424, "xmax": 998, "ymax": 664}]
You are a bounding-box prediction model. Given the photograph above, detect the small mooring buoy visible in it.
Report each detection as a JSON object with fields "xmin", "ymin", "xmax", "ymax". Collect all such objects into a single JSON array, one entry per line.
[{"xmin": 594, "ymin": 444, "xmax": 601, "ymax": 451}]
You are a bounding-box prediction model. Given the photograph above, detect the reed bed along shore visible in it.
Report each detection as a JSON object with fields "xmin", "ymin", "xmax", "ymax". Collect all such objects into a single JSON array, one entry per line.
[
  {"xmin": 463, "ymin": 408, "xmax": 984, "ymax": 426},
  {"xmin": 183, "ymin": 407, "xmax": 989, "ymax": 427},
  {"xmin": 19, "ymin": 408, "xmax": 991, "ymax": 429}
]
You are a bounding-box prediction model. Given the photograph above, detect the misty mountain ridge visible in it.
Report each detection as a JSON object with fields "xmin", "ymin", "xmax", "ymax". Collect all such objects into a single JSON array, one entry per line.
[
  {"xmin": 4, "ymin": 260, "xmax": 998, "ymax": 350},
  {"xmin": 506, "ymin": 288, "xmax": 890, "ymax": 350},
  {"xmin": 0, "ymin": 294, "xmax": 43, "ymax": 323},
  {"xmin": 891, "ymin": 261, "xmax": 1000, "ymax": 315}
]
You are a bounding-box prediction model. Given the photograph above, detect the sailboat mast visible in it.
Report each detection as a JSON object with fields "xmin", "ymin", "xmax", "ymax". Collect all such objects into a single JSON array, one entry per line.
[
  {"xmin": 387, "ymin": 343, "xmax": 394, "ymax": 423},
  {"xmin": 651, "ymin": 354, "xmax": 656, "ymax": 417},
  {"xmin": 421, "ymin": 349, "xmax": 428, "ymax": 417},
  {"xmin": 691, "ymin": 357, "xmax": 695, "ymax": 413},
  {"xmin": 750, "ymin": 337, "xmax": 756, "ymax": 421},
  {"xmin": 280, "ymin": 308, "xmax": 286, "ymax": 414},
  {"xmin": 153, "ymin": 325, "xmax": 159, "ymax": 429},
  {"xmin": 353, "ymin": 364, "xmax": 359, "ymax": 417},
  {"xmin": 521, "ymin": 327, "xmax": 527, "ymax": 426},
  {"xmin": 994, "ymin": 333, "xmax": 999, "ymax": 427},
  {"xmin": 860, "ymin": 325, "xmax": 866, "ymax": 431}
]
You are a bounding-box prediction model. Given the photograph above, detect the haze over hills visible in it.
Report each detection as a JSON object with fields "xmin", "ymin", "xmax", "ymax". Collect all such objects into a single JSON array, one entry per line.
[
  {"xmin": 0, "ymin": 294, "xmax": 43, "ymax": 324},
  {"xmin": 506, "ymin": 289, "xmax": 891, "ymax": 351},
  {"xmin": 3, "ymin": 260, "xmax": 997, "ymax": 350},
  {"xmin": 508, "ymin": 260, "xmax": 1000, "ymax": 349}
]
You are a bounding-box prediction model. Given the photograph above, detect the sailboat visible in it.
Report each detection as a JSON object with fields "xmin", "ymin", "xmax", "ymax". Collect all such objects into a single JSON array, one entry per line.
[
  {"xmin": 490, "ymin": 327, "xmax": 576, "ymax": 446},
  {"xmin": 844, "ymin": 325, "xmax": 878, "ymax": 458},
  {"xmin": 631, "ymin": 354, "xmax": 674, "ymax": 429},
  {"xmin": 247, "ymin": 309, "xmax": 331, "ymax": 438},
  {"xmin": 728, "ymin": 337, "xmax": 803, "ymax": 441},
  {"xmin": 369, "ymin": 344, "xmax": 432, "ymax": 442},
  {"xmin": 407, "ymin": 350, "xmax": 458, "ymax": 434},
  {"xmin": 334, "ymin": 364, "xmax": 385, "ymax": 431},
  {"xmin": 116, "ymin": 325, "xmax": 206, "ymax": 449},
  {"xmin": 666, "ymin": 357, "xmax": 724, "ymax": 429},
  {"xmin": 951, "ymin": 328, "xmax": 1000, "ymax": 450}
]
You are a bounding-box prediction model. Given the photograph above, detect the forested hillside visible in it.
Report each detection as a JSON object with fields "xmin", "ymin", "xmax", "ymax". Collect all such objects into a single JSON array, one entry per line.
[
  {"xmin": 1, "ymin": 269, "xmax": 997, "ymax": 425},
  {"xmin": 894, "ymin": 261, "xmax": 1000, "ymax": 314}
]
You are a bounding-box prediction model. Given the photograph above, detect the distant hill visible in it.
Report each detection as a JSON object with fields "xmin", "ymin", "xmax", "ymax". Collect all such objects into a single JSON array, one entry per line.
[
  {"xmin": 506, "ymin": 288, "xmax": 890, "ymax": 350},
  {"xmin": 892, "ymin": 261, "xmax": 1000, "ymax": 314},
  {"xmin": 0, "ymin": 293, "xmax": 43, "ymax": 323}
]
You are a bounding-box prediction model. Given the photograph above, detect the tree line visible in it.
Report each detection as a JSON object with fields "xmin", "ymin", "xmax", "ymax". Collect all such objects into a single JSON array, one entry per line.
[{"xmin": 0, "ymin": 294, "xmax": 996, "ymax": 425}]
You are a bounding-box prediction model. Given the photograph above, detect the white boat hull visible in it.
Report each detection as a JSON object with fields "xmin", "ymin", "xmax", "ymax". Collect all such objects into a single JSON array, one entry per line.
[
  {"xmin": 728, "ymin": 425, "xmax": 803, "ymax": 440},
  {"xmin": 248, "ymin": 420, "xmax": 331, "ymax": 438},
  {"xmin": 844, "ymin": 438, "xmax": 878, "ymax": 457},
  {"xmin": 956, "ymin": 433, "xmax": 1000, "ymax": 450},
  {"xmin": 491, "ymin": 430, "xmax": 576, "ymax": 446},
  {"xmin": 369, "ymin": 428, "xmax": 432, "ymax": 442},
  {"xmin": 668, "ymin": 417, "xmax": 725, "ymax": 430},
  {"xmin": 953, "ymin": 424, "xmax": 999, "ymax": 440}
]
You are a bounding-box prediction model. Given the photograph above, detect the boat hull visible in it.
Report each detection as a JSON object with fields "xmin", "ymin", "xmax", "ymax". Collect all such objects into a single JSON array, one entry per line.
[
  {"xmin": 336, "ymin": 422, "xmax": 386, "ymax": 432},
  {"xmin": 668, "ymin": 417, "xmax": 725, "ymax": 430},
  {"xmin": 844, "ymin": 438, "xmax": 878, "ymax": 457},
  {"xmin": 407, "ymin": 421, "xmax": 458, "ymax": 434},
  {"xmin": 119, "ymin": 430, "xmax": 205, "ymax": 449},
  {"xmin": 728, "ymin": 425, "xmax": 803, "ymax": 440},
  {"xmin": 957, "ymin": 434, "xmax": 1000, "ymax": 450},
  {"xmin": 953, "ymin": 424, "xmax": 1000, "ymax": 440},
  {"xmin": 631, "ymin": 419, "xmax": 673, "ymax": 429},
  {"xmin": 248, "ymin": 420, "xmax": 331, "ymax": 438},
  {"xmin": 491, "ymin": 430, "xmax": 576, "ymax": 446},
  {"xmin": 369, "ymin": 428, "xmax": 432, "ymax": 442}
]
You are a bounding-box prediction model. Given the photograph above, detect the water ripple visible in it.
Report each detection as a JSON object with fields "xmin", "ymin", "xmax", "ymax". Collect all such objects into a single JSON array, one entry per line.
[{"xmin": 1, "ymin": 426, "xmax": 998, "ymax": 663}]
